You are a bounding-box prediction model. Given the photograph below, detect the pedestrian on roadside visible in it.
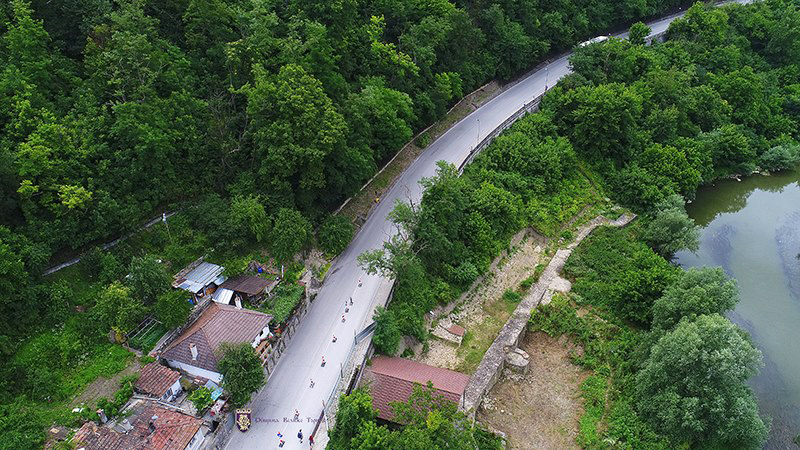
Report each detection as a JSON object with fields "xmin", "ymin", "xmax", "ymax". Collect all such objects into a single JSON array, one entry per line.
[
  {"xmin": 309, "ymin": 434, "xmax": 314, "ymax": 447},
  {"xmin": 321, "ymin": 356, "xmax": 326, "ymax": 367},
  {"xmin": 298, "ymin": 429, "xmax": 303, "ymax": 443},
  {"xmin": 309, "ymin": 379, "xmax": 315, "ymax": 388},
  {"xmin": 332, "ymin": 335, "xmax": 337, "ymax": 343},
  {"xmin": 341, "ymin": 315, "xmax": 346, "ymax": 323},
  {"xmin": 294, "ymin": 410, "xmax": 299, "ymax": 420}
]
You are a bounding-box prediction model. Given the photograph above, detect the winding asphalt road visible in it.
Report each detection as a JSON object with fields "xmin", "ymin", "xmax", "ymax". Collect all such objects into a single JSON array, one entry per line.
[{"xmin": 223, "ymin": 4, "xmax": 745, "ymax": 449}]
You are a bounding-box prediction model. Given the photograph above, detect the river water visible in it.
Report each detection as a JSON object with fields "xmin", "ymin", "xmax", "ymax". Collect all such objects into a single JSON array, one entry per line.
[{"xmin": 675, "ymin": 168, "xmax": 800, "ymax": 449}]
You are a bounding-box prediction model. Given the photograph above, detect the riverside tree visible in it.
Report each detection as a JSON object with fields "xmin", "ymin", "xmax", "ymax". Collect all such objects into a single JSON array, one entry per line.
[{"xmin": 636, "ymin": 314, "xmax": 769, "ymax": 448}]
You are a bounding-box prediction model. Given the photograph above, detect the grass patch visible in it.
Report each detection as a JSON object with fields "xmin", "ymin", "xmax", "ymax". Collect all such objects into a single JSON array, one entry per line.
[
  {"xmin": 577, "ymin": 374, "xmax": 608, "ymax": 448},
  {"xmin": 261, "ymin": 284, "xmax": 305, "ymax": 325},
  {"xmin": 528, "ymin": 285, "xmax": 669, "ymax": 448},
  {"xmin": 128, "ymin": 324, "xmax": 168, "ymax": 354}
]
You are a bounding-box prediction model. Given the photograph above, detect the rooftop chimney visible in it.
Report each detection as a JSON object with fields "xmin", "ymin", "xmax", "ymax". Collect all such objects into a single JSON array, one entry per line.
[
  {"xmin": 190, "ymin": 343, "xmax": 198, "ymax": 361},
  {"xmin": 149, "ymin": 415, "xmax": 158, "ymax": 433}
]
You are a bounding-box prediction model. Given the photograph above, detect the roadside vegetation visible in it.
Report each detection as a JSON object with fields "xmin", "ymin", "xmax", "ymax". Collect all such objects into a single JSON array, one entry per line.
[
  {"xmin": 360, "ymin": 1, "xmax": 798, "ymax": 448},
  {"xmin": 1, "ymin": 0, "xmax": 798, "ymax": 447},
  {"xmin": 0, "ymin": 0, "xmax": 709, "ymax": 444},
  {"xmin": 329, "ymin": 385, "xmax": 503, "ymax": 450}
]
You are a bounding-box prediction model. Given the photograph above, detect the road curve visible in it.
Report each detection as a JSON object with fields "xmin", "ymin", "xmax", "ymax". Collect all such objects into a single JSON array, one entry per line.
[{"xmin": 224, "ymin": 4, "xmax": 745, "ymax": 449}]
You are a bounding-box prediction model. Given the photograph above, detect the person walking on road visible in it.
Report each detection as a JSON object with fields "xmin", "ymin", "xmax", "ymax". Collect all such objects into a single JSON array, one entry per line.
[{"xmin": 298, "ymin": 429, "xmax": 303, "ymax": 443}]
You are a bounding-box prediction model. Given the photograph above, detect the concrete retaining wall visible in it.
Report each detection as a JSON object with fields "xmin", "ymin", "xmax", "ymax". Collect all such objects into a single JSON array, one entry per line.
[{"xmin": 460, "ymin": 213, "xmax": 635, "ymax": 419}]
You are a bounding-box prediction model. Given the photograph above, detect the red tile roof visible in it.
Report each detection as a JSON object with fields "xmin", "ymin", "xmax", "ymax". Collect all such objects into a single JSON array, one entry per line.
[
  {"xmin": 364, "ymin": 356, "xmax": 470, "ymax": 421},
  {"xmin": 135, "ymin": 363, "xmax": 181, "ymax": 398},
  {"xmin": 74, "ymin": 402, "xmax": 202, "ymax": 450},
  {"xmin": 161, "ymin": 302, "xmax": 272, "ymax": 372},
  {"xmin": 448, "ymin": 324, "xmax": 466, "ymax": 337}
]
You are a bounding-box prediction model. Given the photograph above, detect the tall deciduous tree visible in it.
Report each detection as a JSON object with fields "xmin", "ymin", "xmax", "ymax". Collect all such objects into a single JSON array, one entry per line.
[
  {"xmin": 244, "ymin": 64, "xmax": 348, "ymax": 208},
  {"xmin": 217, "ymin": 342, "xmax": 266, "ymax": 407},
  {"xmin": 127, "ymin": 254, "xmax": 170, "ymax": 305},
  {"xmin": 93, "ymin": 282, "xmax": 146, "ymax": 335},
  {"xmin": 328, "ymin": 388, "xmax": 378, "ymax": 450},
  {"xmin": 270, "ymin": 208, "xmax": 312, "ymax": 264},
  {"xmin": 372, "ymin": 306, "xmax": 401, "ymax": 355},
  {"xmin": 636, "ymin": 314, "xmax": 769, "ymax": 448},
  {"xmin": 641, "ymin": 194, "xmax": 699, "ymax": 258},
  {"xmin": 652, "ymin": 267, "xmax": 738, "ymax": 332}
]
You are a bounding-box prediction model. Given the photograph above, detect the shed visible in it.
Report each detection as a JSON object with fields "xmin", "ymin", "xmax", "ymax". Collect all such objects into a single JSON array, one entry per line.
[{"xmin": 173, "ymin": 261, "xmax": 225, "ymax": 303}]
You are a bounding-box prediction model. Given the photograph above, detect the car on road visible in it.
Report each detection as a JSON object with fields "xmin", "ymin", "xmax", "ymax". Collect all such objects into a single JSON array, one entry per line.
[{"xmin": 578, "ymin": 35, "xmax": 609, "ymax": 47}]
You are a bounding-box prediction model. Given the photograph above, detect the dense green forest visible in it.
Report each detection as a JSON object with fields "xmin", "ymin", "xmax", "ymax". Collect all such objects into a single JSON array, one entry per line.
[
  {"xmin": 359, "ymin": 0, "xmax": 799, "ymax": 447},
  {"xmin": 0, "ymin": 0, "xmax": 700, "ymax": 340},
  {"xmin": 362, "ymin": 0, "xmax": 800, "ymax": 352},
  {"xmin": 0, "ymin": 0, "xmax": 712, "ymax": 446}
]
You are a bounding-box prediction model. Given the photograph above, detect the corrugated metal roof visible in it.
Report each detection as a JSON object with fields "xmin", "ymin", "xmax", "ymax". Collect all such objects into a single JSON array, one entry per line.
[
  {"xmin": 178, "ymin": 262, "xmax": 224, "ymax": 293},
  {"xmin": 212, "ymin": 288, "xmax": 234, "ymax": 305}
]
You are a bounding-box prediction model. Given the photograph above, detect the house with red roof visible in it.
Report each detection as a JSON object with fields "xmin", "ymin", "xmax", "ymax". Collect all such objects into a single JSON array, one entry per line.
[
  {"xmin": 134, "ymin": 362, "xmax": 183, "ymax": 402},
  {"xmin": 159, "ymin": 302, "xmax": 273, "ymax": 383},
  {"xmin": 362, "ymin": 356, "xmax": 471, "ymax": 422},
  {"xmin": 73, "ymin": 399, "xmax": 204, "ymax": 450}
]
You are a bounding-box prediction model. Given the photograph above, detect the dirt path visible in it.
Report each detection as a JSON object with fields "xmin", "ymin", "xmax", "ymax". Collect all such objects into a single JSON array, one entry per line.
[
  {"xmin": 416, "ymin": 236, "xmax": 544, "ymax": 372},
  {"xmin": 478, "ymin": 332, "xmax": 589, "ymax": 449},
  {"xmin": 70, "ymin": 358, "xmax": 142, "ymax": 408}
]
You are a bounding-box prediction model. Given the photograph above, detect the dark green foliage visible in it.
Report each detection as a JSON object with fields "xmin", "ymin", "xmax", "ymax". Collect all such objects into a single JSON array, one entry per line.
[
  {"xmin": 92, "ymin": 282, "xmax": 147, "ymax": 335},
  {"xmin": 565, "ymin": 227, "xmax": 680, "ymax": 325},
  {"xmin": 317, "ymin": 215, "xmax": 354, "ymax": 256},
  {"xmin": 153, "ymin": 289, "xmax": 191, "ymax": 329},
  {"xmin": 641, "ymin": 194, "xmax": 699, "ymax": 257},
  {"xmin": 126, "ymin": 254, "xmax": 170, "ymax": 304},
  {"xmin": 636, "ymin": 315, "xmax": 769, "ymax": 448},
  {"xmin": 628, "ymin": 22, "xmax": 651, "ymax": 46},
  {"xmin": 261, "ymin": 284, "xmax": 305, "ymax": 325},
  {"xmin": 217, "ymin": 342, "xmax": 266, "ymax": 407},
  {"xmin": 651, "ymin": 267, "xmax": 739, "ymax": 332},
  {"xmin": 372, "ymin": 306, "xmax": 401, "ymax": 355},
  {"xmin": 270, "ymin": 208, "xmax": 312, "ymax": 264},
  {"xmin": 330, "ymin": 384, "xmax": 503, "ymax": 450},
  {"xmin": 328, "ymin": 388, "xmax": 377, "ymax": 450}
]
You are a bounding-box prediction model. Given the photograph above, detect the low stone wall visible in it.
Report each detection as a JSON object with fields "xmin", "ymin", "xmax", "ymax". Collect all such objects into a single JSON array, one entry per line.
[{"xmin": 460, "ymin": 213, "xmax": 635, "ymax": 419}]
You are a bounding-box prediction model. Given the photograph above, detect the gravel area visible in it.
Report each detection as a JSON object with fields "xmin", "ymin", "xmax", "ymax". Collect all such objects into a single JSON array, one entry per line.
[{"xmin": 416, "ymin": 236, "xmax": 544, "ymax": 371}]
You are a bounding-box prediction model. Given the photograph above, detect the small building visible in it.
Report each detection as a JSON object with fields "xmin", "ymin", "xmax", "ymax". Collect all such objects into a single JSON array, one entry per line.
[
  {"xmin": 173, "ymin": 259, "xmax": 225, "ymax": 304},
  {"xmin": 216, "ymin": 275, "xmax": 278, "ymax": 306},
  {"xmin": 362, "ymin": 356, "xmax": 471, "ymax": 422},
  {"xmin": 134, "ymin": 363, "xmax": 182, "ymax": 402},
  {"xmin": 160, "ymin": 303, "xmax": 273, "ymax": 383},
  {"xmin": 73, "ymin": 400, "xmax": 204, "ymax": 450}
]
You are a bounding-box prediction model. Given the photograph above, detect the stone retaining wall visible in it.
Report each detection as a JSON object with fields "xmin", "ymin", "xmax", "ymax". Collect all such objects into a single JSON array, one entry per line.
[{"xmin": 460, "ymin": 213, "xmax": 635, "ymax": 419}]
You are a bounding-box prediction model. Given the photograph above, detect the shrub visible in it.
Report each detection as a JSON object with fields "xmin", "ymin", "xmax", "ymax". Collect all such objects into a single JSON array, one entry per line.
[
  {"xmin": 759, "ymin": 143, "xmax": 800, "ymax": 171},
  {"xmin": 189, "ymin": 387, "xmax": 213, "ymax": 413},
  {"xmin": 318, "ymin": 215, "xmax": 355, "ymax": 256},
  {"xmin": 502, "ymin": 289, "xmax": 521, "ymax": 303}
]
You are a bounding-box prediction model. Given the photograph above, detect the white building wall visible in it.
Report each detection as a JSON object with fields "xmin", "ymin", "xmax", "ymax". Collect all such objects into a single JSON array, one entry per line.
[
  {"xmin": 165, "ymin": 360, "xmax": 222, "ymax": 384},
  {"xmin": 185, "ymin": 428, "xmax": 205, "ymax": 450}
]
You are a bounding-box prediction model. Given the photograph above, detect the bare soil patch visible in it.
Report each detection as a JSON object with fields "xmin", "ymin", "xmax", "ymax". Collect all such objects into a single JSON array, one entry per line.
[
  {"xmin": 477, "ymin": 332, "xmax": 589, "ymax": 450},
  {"xmin": 70, "ymin": 358, "xmax": 142, "ymax": 408}
]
